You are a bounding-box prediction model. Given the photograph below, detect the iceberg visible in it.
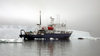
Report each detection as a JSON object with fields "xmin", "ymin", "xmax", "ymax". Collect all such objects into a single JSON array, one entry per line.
[{"xmin": 70, "ymin": 30, "xmax": 100, "ymax": 40}]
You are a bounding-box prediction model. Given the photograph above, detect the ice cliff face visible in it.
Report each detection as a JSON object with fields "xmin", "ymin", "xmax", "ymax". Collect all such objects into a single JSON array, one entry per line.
[{"xmin": 70, "ymin": 30, "xmax": 91, "ymax": 38}]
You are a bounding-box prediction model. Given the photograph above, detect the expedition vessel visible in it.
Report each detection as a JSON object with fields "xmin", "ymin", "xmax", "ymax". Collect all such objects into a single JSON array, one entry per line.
[{"xmin": 19, "ymin": 11, "xmax": 72, "ymax": 40}]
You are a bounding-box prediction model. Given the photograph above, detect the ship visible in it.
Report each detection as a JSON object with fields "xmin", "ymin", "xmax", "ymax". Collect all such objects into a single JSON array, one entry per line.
[{"xmin": 19, "ymin": 11, "xmax": 72, "ymax": 40}]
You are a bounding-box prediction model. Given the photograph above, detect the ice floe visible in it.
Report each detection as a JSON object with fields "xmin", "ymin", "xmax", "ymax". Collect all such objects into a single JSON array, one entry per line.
[{"xmin": 0, "ymin": 38, "xmax": 23, "ymax": 43}]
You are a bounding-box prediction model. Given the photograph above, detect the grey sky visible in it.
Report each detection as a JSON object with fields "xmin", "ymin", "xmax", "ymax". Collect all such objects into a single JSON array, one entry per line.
[{"xmin": 0, "ymin": 0, "xmax": 100, "ymax": 37}]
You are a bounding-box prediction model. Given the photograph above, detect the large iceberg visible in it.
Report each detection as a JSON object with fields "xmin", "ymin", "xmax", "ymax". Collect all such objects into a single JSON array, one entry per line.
[{"xmin": 69, "ymin": 30, "xmax": 100, "ymax": 40}]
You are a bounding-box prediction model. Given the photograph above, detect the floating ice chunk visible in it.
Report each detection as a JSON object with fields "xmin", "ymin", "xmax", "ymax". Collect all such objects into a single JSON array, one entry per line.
[{"xmin": 0, "ymin": 38, "xmax": 23, "ymax": 43}]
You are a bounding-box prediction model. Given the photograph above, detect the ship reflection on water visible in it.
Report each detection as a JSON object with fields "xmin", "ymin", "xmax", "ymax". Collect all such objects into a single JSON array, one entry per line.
[
  {"xmin": 37, "ymin": 40, "xmax": 70, "ymax": 56},
  {"xmin": 23, "ymin": 40, "xmax": 71, "ymax": 56}
]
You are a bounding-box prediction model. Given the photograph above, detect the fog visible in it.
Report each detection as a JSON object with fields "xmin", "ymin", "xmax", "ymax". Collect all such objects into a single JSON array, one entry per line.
[{"xmin": 0, "ymin": 0, "xmax": 100, "ymax": 37}]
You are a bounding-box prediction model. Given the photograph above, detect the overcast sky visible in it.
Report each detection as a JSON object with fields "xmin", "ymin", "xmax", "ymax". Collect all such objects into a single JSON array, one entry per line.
[{"xmin": 0, "ymin": 0, "xmax": 100, "ymax": 37}]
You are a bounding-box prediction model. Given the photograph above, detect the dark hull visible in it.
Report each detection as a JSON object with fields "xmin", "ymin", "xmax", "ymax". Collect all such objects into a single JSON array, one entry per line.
[{"xmin": 20, "ymin": 33, "xmax": 72, "ymax": 40}]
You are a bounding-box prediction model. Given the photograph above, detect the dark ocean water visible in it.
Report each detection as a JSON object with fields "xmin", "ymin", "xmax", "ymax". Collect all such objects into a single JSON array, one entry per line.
[{"xmin": 0, "ymin": 39, "xmax": 100, "ymax": 56}]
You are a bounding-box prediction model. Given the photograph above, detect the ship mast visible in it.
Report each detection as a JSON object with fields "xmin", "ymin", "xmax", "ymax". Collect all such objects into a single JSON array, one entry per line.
[{"xmin": 40, "ymin": 11, "xmax": 41, "ymax": 25}]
